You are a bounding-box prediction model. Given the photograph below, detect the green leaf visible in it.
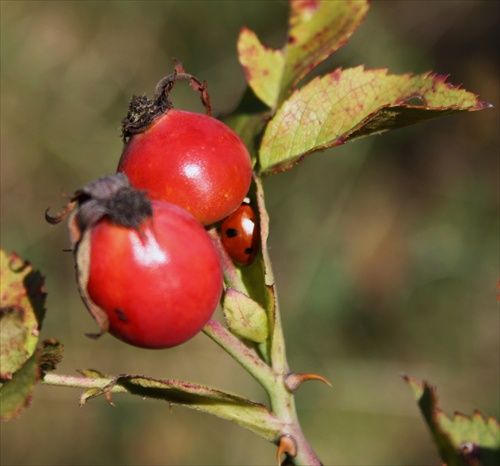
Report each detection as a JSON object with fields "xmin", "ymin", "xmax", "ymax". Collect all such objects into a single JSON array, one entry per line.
[
  {"xmin": 258, "ymin": 67, "xmax": 492, "ymax": 174},
  {"xmin": 83, "ymin": 374, "xmax": 283, "ymax": 441},
  {"xmin": 403, "ymin": 375, "xmax": 500, "ymax": 466},
  {"xmin": 237, "ymin": 0, "xmax": 369, "ymax": 109},
  {"xmin": 0, "ymin": 349, "xmax": 39, "ymax": 421},
  {"xmin": 0, "ymin": 249, "xmax": 46, "ymax": 379},
  {"xmin": 253, "ymin": 177, "xmax": 283, "ymax": 367},
  {"xmin": 237, "ymin": 28, "xmax": 284, "ymax": 109},
  {"xmin": 281, "ymin": 0, "xmax": 369, "ymax": 104},
  {"xmin": 223, "ymin": 288, "xmax": 269, "ymax": 343},
  {"xmin": 80, "ymin": 387, "xmax": 104, "ymax": 406},
  {"xmin": 77, "ymin": 368, "xmax": 108, "ymax": 379}
]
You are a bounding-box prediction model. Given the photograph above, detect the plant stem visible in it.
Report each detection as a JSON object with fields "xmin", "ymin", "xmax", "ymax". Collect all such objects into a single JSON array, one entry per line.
[
  {"xmin": 202, "ymin": 318, "xmax": 274, "ymax": 389},
  {"xmin": 42, "ymin": 373, "xmax": 126, "ymax": 392},
  {"xmin": 206, "ymin": 176, "xmax": 323, "ymax": 465}
]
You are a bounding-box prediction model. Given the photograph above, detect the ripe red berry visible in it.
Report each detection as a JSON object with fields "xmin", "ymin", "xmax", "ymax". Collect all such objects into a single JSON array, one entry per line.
[
  {"xmin": 117, "ymin": 108, "xmax": 252, "ymax": 226},
  {"xmin": 221, "ymin": 201, "xmax": 259, "ymax": 266},
  {"xmin": 46, "ymin": 174, "xmax": 223, "ymax": 349}
]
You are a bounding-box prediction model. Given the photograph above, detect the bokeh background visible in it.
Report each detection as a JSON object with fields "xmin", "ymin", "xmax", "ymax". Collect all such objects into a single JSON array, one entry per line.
[{"xmin": 1, "ymin": 1, "xmax": 498, "ymax": 465}]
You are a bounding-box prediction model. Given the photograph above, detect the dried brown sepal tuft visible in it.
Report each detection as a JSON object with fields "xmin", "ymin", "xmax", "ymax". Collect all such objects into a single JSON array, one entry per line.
[
  {"xmin": 45, "ymin": 173, "xmax": 152, "ymax": 235},
  {"xmin": 121, "ymin": 95, "xmax": 162, "ymax": 142},
  {"xmin": 121, "ymin": 61, "xmax": 211, "ymax": 141}
]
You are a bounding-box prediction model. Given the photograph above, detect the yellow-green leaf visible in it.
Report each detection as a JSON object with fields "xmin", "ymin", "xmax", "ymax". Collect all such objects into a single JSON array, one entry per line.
[
  {"xmin": 403, "ymin": 375, "xmax": 500, "ymax": 466},
  {"xmin": 0, "ymin": 249, "xmax": 46, "ymax": 379},
  {"xmin": 0, "ymin": 350, "xmax": 39, "ymax": 421},
  {"xmin": 237, "ymin": 27, "xmax": 284, "ymax": 109},
  {"xmin": 237, "ymin": 0, "xmax": 369, "ymax": 110},
  {"xmin": 259, "ymin": 67, "xmax": 491, "ymax": 174},
  {"xmin": 83, "ymin": 374, "xmax": 283, "ymax": 441},
  {"xmin": 280, "ymin": 0, "xmax": 369, "ymax": 103},
  {"xmin": 223, "ymin": 288, "xmax": 269, "ymax": 343}
]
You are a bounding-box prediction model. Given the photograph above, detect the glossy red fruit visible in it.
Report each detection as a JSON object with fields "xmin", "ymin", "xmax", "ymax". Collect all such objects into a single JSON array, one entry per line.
[
  {"xmin": 117, "ymin": 109, "xmax": 252, "ymax": 226},
  {"xmin": 221, "ymin": 201, "xmax": 259, "ymax": 266},
  {"xmin": 46, "ymin": 174, "xmax": 223, "ymax": 349},
  {"xmin": 86, "ymin": 200, "xmax": 222, "ymax": 348}
]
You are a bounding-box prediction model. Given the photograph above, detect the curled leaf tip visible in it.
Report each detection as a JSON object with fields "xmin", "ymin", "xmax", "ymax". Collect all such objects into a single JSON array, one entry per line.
[
  {"xmin": 277, "ymin": 434, "xmax": 297, "ymax": 464},
  {"xmin": 285, "ymin": 372, "xmax": 332, "ymax": 393}
]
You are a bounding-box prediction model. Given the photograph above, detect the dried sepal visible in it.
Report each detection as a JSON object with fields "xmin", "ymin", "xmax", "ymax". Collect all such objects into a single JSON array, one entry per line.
[
  {"xmin": 46, "ymin": 174, "xmax": 151, "ymax": 238},
  {"xmin": 74, "ymin": 229, "xmax": 110, "ymax": 336},
  {"xmin": 122, "ymin": 62, "xmax": 212, "ymax": 141},
  {"xmin": 45, "ymin": 200, "xmax": 78, "ymax": 225},
  {"xmin": 154, "ymin": 61, "xmax": 212, "ymax": 116}
]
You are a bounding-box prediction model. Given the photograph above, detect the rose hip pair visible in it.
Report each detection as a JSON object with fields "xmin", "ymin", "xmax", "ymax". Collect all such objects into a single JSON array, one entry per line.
[{"xmin": 48, "ymin": 69, "xmax": 258, "ymax": 348}]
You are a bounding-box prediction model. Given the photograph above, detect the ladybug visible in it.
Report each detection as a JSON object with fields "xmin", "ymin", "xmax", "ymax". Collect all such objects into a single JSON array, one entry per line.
[{"xmin": 221, "ymin": 200, "xmax": 259, "ymax": 266}]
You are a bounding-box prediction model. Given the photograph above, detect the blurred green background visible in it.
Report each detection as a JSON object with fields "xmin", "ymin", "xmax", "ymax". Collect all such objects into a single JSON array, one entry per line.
[{"xmin": 1, "ymin": 1, "xmax": 498, "ymax": 465}]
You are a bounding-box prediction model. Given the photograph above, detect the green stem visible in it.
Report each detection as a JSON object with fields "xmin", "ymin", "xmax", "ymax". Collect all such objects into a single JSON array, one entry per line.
[
  {"xmin": 205, "ymin": 176, "xmax": 323, "ymax": 465},
  {"xmin": 204, "ymin": 317, "xmax": 321, "ymax": 465},
  {"xmin": 264, "ymin": 294, "xmax": 322, "ymax": 466},
  {"xmin": 202, "ymin": 318, "xmax": 274, "ymax": 390}
]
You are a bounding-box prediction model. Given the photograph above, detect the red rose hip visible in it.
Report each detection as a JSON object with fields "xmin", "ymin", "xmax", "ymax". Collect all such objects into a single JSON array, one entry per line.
[
  {"xmin": 46, "ymin": 174, "xmax": 223, "ymax": 349},
  {"xmin": 87, "ymin": 200, "xmax": 222, "ymax": 348},
  {"xmin": 118, "ymin": 108, "xmax": 252, "ymax": 226}
]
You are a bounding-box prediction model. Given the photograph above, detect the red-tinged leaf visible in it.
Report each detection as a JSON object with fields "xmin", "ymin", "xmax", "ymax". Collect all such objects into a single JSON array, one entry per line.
[
  {"xmin": 282, "ymin": 0, "xmax": 369, "ymax": 103},
  {"xmin": 237, "ymin": 0, "xmax": 369, "ymax": 109},
  {"xmin": 237, "ymin": 28, "xmax": 284, "ymax": 109},
  {"xmin": 438, "ymin": 412, "xmax": 500, "ymax": 466},
  {"xmin": 258, "ymin": 67, "xmax": 492, "ymax": 174},
  {"xmin": 83, "ymin": 374, "xmax": 283, "ymax": 441},
  {"xmin": 0, "ymin": 350, "xmax": 39, "ymax": 421},
  {"xmin": 403, "ymin": 375, "xmax": 500, "ymax": 466},
  {"xmin": 0, "ymin": 249, "xmax": 46, "ymax": 379}
]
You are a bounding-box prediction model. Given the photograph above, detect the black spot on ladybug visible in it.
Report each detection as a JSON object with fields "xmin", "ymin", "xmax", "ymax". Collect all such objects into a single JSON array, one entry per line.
[
  {"xmin": 244, "ymin": 247, "xmax": 254, "ymax": 256},
  {"xmin": 225, "ymin": 228, "xmax": 239, "ymax": 238},
  {"xmin": 115, "ymin": 308, "xmax": 129, "ymax": 322}
]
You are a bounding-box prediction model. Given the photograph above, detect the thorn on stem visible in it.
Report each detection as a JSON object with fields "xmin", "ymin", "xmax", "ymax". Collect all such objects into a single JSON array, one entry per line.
[
  {"xmin": 277, "ymin": 434, "xmax": 297, "ymax": 465},
  {"xmin": 285, "ymin": 372, "xmax": 332, "ymax": 393},
  {"xmin": 104, "ymin": 392, "xmax": 115, "ymax": 406}
]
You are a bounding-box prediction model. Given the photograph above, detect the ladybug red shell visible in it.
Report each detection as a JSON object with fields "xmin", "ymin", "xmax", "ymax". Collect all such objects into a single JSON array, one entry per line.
[{"xmin": 221, "ymin": 201, "xmax": 259, "ymax": 266}]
